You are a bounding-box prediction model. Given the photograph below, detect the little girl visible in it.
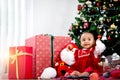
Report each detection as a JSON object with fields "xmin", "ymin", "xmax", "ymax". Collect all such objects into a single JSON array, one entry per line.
[{"xmin": 65, "ymin": 32, "xmax": 106, "ymax": 79}]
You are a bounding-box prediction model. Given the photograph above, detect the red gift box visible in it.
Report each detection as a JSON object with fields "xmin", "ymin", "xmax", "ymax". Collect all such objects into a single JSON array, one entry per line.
[
  {"xmin": 25, "ymin": 34, "xmax": 71, "ymax": 78},
  {"xmin": 8, "ymin": 46, "xmax": 33, "ymax": 79}
]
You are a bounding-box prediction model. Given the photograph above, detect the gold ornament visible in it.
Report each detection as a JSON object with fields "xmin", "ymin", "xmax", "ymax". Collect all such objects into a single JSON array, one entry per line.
[
  {"xmin": 74, "ymin": 21, "xmax": 78, "ymax": 26},
  {"xmin": 113, "ymin": 0, "xmax": 118, "ymax": 2},
  {"xmin": 103, "ymin": 5, "xmax": 107, "ymax": 10},
  {"xmin": 111, "ymin": 31, "xmax": 114, "ymax": 34},
  {"xmin": 110, "ymin": 23, "xmax": 116, "ymax": 30}
]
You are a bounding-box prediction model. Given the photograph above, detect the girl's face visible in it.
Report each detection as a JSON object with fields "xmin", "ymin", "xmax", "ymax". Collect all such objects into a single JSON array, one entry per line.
[{"xmin": 80, "ymin": 32, "xmax": 95, "ymax": 49}]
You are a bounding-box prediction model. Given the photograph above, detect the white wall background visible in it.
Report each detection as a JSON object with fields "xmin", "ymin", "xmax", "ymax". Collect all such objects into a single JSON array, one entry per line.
[{"xmin": 26, "ymin": 0, "xmax": 78, "ymax": 38}]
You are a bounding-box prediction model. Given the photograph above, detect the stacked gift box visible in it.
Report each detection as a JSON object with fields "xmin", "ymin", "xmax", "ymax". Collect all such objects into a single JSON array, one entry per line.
[
  {"xmin": 8, "ymin": 34, "xmax": 72, "ymax": 79},
  {"xmin": 25, "ymin": 34, "xmax": 71, "ymax": 78}
]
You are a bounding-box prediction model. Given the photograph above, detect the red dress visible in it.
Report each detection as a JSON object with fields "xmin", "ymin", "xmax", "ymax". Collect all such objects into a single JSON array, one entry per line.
[{"xmin": 67, "ymin": 47, "xmax": 102, "ymax": 74}]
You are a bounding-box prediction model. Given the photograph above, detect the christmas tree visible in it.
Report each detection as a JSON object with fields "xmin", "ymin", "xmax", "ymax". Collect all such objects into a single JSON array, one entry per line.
[{"xmin": 68, "ymin": 0, "xmax": 120, "ymax": 56}]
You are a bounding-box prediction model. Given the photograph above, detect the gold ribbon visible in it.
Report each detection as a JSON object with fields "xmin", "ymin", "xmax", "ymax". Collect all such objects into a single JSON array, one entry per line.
[{"xmin": 10, "ymin": 47, "xmax": 33, "ymax": 79}]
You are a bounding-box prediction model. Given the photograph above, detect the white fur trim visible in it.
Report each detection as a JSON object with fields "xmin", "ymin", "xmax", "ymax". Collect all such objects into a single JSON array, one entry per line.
[
  {"xmin": 94, "ymin": 39, "xmax": 106, "ymax": 58},
  {"xmin": 40, "ymin": 67, "xmax": 57, "ymax": 79},
  {"xmin": 60, "ymin": 48, "xmax": 75, "ymax": 66}
]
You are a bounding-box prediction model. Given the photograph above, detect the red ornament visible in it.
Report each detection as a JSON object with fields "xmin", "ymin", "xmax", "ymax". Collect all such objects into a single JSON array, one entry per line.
[
  {"xmin": 83, "ymin": 22, "xmax": 89, "ymax": 29},
  {"xmin": 91, "ymin": 9, "xmax": 95, "ymax": 14},
  {"xmin": 107, "ymin": 36, "xmax": 111, "ymax": 40},
  {"xmin": 97, "ymin": 35, "xmax": 102, "ymax": 39},
  {"xmin": 96, "ymin": 2, "xmax": 101, "ymax": 7},
  {"xmin": 77, "ymin": 5, "xmax": 83, "ymax": 11}
]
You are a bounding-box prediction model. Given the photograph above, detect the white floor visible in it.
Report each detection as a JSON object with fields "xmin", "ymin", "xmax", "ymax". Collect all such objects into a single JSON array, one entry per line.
[
  {"xmin": 0, "ymin": 73, "xmax": 8, "ymax": 80},
  {"xmin": 0, "ymin": 73, "xmax": 39, "ymax": 80}
]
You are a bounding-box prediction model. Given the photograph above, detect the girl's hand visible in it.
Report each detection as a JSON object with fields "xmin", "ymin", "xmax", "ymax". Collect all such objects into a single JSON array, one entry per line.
[
  {"xmin": 70, "ymin": 71, "xmax": 81, "ymax": 76},
  {"xmin": 64, "ymin": 72, "xmax": 70, "ymax": 77}
]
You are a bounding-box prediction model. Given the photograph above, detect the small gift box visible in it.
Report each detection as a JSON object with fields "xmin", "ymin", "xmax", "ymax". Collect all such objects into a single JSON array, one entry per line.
[{"xmin": 8, "ymin": 46, "xmax": 33, "ymax": 79}]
